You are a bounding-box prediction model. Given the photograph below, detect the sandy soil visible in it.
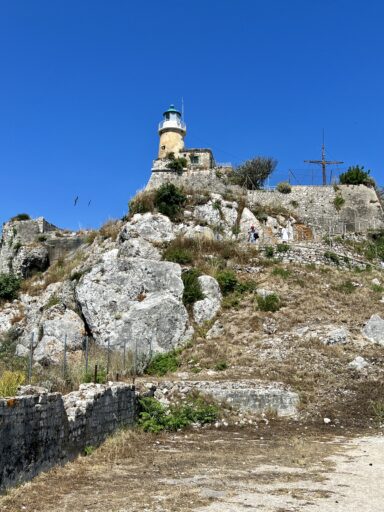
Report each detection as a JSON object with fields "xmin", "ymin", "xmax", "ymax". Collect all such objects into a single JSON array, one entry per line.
[{"xmin": 1, "ymin": 427, "xmax": 382, "ymax": 512}]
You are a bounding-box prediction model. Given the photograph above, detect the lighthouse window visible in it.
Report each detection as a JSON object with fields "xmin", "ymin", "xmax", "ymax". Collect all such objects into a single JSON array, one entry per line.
[{"xmin": 190, "ymin": 155, "xmax": 199, "ymax": 165}]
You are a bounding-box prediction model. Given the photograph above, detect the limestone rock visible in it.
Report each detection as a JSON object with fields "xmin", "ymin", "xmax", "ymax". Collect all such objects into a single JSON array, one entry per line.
[
  {"xmin": 322, "ymin": 327, "xmax": 349, "ymax": 345},
  {"xmin": 193, "ymin": 275, "xmax": 222, "ymax": 325},
  {"xmin": 12, "ymin": 245, "xmax": 49, "ymax": 278},
  {"xmin": 362, "ymin": 314, "xmax": 384, "ymax": 345},
  {"xmin": 119, "ymin": 213, "xmax": 175, "ymax": 243},
  {"xmin": 348, "ymin": 356, "xmax": 369, "ymax": 371},
  {"xmin": 76, "ymin": 251, "xmax": 190, "ymax": 356},
  {"xmin": 206, "ymin": 320, "xmax": 225, "ymax": 339},
  {"xmin": 33, "ymin": 307, "xmax": 85, "ymax": 364},
  {"xmin": 118, "ymin": 237, "xmax": 161, "ymax": 260},
  {"xmin": 239, "ymin": 208, "xmax": 261, "ymax": 240}
]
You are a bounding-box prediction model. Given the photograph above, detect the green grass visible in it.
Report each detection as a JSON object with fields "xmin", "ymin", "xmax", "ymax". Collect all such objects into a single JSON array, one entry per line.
[
  {"xmin": 145, "ymin": 350, "xmax": 180, "ymax": 376},
  {"xmin": 256, "ymin": 293, "xmax": 281, "ymax": 312},
  {"xmin": 272, "ymin": 267, "xmax": 291, "ymax": 279},
  {"xmin": 333, "ymin": 279, "xmax": 356, "ymax": 294},
  {"xmin": 182, "ymin": 269, "xmax": 204, "ymax": 305}
]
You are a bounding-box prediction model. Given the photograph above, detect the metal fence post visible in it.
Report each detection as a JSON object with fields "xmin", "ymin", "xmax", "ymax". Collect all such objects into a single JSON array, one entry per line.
[
  {"xmin": 63, "ymin": 334, "xmax": 67, "ymax": 381},
  {"xmin": 85, "ymin": 335, "xmax": 89, "ymax": 375}
]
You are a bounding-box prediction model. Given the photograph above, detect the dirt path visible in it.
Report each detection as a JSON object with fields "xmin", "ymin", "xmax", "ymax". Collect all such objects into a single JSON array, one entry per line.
[{"xmin": 1, "ymin": 428, "xmax": 383, "ymax": 512}]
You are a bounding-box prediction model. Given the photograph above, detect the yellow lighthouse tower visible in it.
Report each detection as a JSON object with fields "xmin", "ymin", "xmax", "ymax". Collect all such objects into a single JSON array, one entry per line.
[{"xmin": 158, "ymin": 104, "xmax": 186, "ymax": 159}]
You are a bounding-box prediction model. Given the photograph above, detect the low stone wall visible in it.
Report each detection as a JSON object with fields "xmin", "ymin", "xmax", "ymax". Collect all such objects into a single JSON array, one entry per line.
[{"xmin": 0, "ymin": 383, "xmax": 137, "ymax": 491}]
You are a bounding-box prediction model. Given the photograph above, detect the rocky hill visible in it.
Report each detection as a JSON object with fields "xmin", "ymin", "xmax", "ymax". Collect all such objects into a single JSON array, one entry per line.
[{"xmin": 1, "ymin": 183, "xmax": 384, "ymax": 428}]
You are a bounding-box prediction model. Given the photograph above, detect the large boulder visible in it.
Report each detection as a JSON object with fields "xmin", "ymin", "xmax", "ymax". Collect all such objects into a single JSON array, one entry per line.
[
  {"xmin": 33, "ymin": 306, "xmax": 85, "ymax": 364},
  {"xmin": 12, "ymin": 245, "xmax": 49, "ymax": 278},
  {"xmin": 193, "ymin": 275, "xmax": 222, "ymax": 325},
  {"xmin": 118, "ymin": 237, "xmax": 161, "ymax": 260},
  {"xmin": 76, "ymin": 250, "xmax": 190, "ymax": 355},
  {"xmin": 362, "ymin": 314, "xmax": 384, "ymax": 345},
  {"xmin": 193, "ymin": 194, "xmax": 238, "ymax": 238},
  {"xmin": 239, "ymin": 208, "xmax": 262, "ymax": 241},
  {"xmin": 119, "ymin": 213, "xmax": 175, "ymax": 243}
]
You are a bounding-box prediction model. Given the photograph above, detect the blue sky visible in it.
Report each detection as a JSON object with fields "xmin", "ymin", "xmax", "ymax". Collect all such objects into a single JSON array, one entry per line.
[{"xmin": 0, "ymin": 0, "xmax": 383, "ymax": 230}]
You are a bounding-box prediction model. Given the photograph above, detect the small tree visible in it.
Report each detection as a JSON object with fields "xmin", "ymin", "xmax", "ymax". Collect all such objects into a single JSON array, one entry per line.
[
  {"xmin": 339, "ymin": 166, "xmax": 375, "ymax": 187},
  {"xmin": 231, "ymin": 157, "xmax": 277, "ymax": 190},
  {"xmin": 0, "ymin": 273, "xmax": 21, "ymax": 301}
]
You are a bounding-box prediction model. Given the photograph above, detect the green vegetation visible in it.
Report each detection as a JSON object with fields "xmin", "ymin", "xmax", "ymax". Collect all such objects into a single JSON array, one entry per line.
[
  {"xmin": 83, "ymin": 446, "xmax": 95, "ymax": 456},
  {"xmin": 272, "ymin": 267, "xmax": 291, "ymax": 279},
  {"xmin": 334, "ymin": 279, "xmax": 356, "ymax": 294},
  {"xmin": 214, "ymin": 361, "xmax": 228, "ymax": 371},
  {"xmin": 145, "ymin": 350, "xmax": 180, "ymax": 376},
  {"xmin": 0, "ymin": 273, "xmax": 21, "ymax": 302},
  {"xmin": 0, "ymin": 371, "xmax": 25, "ymax": 397},
  {"xmin": 264, "ymin": 246, "xmax": 274, "ymax": 258},
  {"xmin": 215, "ymin": 269, "xmax": 238, "ymax": 295},
  {"xmin": 372, "ymin": 284, "xmax": 384, "ymax": 294},
  {"xmin": 163, "ymin": 245, "xmax": 193, "ymax": 264},
  {"xmin": 324, "ymin": 251, "xmax": 340, "ymax": 265},
  {"xmin": 333, "ymin": 195, "xmax": 345, "ymax": 211},
  {"xmin": 37, "ymin": 235, "xmax": 47, "ymax": 242},
  {"xmin": 166, "ymin": 153, "xmax": 188, "ymax": 175},
  {"xmin": 0, "ymin": 329, "xmax": 27, "ymax": 373},
  {"xmin": 10, "ymin": 213, "xmax": 30, "ymax": 222},
  {"xmin": 230, "ymin": 156, "xmax": 277, "ymax": 190},
  {"xmin": 128, "ymin": 190, "xmax": 155, "ymax": 215},
  {"xmin": 82, "ymin": 366, "xmax": 108, "ymax": 384},
  {"xmin": 290, "ymin": 200, "xmax": 299, "ymax": 208},
  {"xmin": 276, "ymin": 243, "xmax": 290, "ymax": 253},
  {"xmin": 43, "ymin": 295, "xmax": 60, "ymax": 310},
  {"xmin": 182, "ymin": 269, "xmax": 204, "ymax": 306},
  {"xmin": 256, "ymin": 293, "xmax": 281, "ymax": 312},
  {"xmin": 370, "ymin": 400, "xmax": 384, "ymax": 426},
  {"xmin": 339, "ymin": 165, "xmax": 375, "ymax": 187},
  {"xmin": 138, "ymin": 394, "xmax": 219, "ymax": 433},
  {"xmin": 276, "ymin": 181, "xmax": 292, "ymax": 194},
  {"xmin": 154, "ymin": 183, "xmax": 187, "ymax": 220}
]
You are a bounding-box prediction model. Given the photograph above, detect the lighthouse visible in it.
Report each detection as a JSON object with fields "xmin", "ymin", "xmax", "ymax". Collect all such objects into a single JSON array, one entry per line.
[{"xmin": 158, "ymin": 104, "xmax": 186, "ymax": 159}]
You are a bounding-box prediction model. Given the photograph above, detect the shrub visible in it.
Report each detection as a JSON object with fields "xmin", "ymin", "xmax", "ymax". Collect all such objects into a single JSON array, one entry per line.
[
  {"xmin": 339, "ymin": 165, "xmax": 375, "ymax": 187},
  {"xmin": 276, "ymin": 243, "xmax": 290, "ymax": 253},
  {"xmin": 0, "ymin": 371, "xmax": 25, "ymax": 397},
  {"xmin": 99, "ymin": 220, "xmax": 120, "ymax": 241},
  {"xmin": 290, "ymin": 200, "xmax": 299, "ymax": 208},
  {"xmin": 10, "ymin": 213, "xmax": 30, "ymax": 222},
  {"xmin": 214, "ymin": 361, "xmax": 228, "ymax": 371},
  {"xmin": 276, "ymin": 181, "xmax": 292, "ymax": 194},
  {"xmin": 182, "ymin": 269, "xmax": 204, "ymax": 305},
  {"xmin": 138, "ymin": 394, "xmax": 219, "ymax": 433},
  {"xmin": 334, "ymin": 279, "xmax": 356, "ymax": 294},
  {"xmin": 324, "ymin": 251, "xmax": 339, "ymax": 265},
  {"xmin": 163, "ymin": 246, "xmax": 193, "ymax": 265},
  {"xmin": 166, "ymin": 157, "xmax": 188, "ymax": 175},
  {"xmin": 154, "ymin": 183, "xmax": 186, "ymax": 220},
  {"xmin": 0, "ymin": 273, "xmax": 21, "ymax": 301},
  {"xmin": 82, "ymin": 366, "xmax": 107, "ymax": 384},
  {"xmin": 128, "ymin": 190, "xmax": 155, "ymax": 215},
  {"xmin": 145, "ymin": 350, "xmax": 180, "ymax": 376},
  {"xmin": 264, "ymin": 246, "xmax": 274, "ymax": 258},
  {"xmin": 215, "ymin": 270, "xmax": 238, "ymax": 295},
  {"xmin": 230, "ymin": 157, "xmax": 277, "ymax": 190},
  {"xmin": 333, "ymin": 195, "xmax": 345, "ymax": 211},
  {"xmin": 256, "ymin": 293, "xmax": 280, "ymax": 312}
]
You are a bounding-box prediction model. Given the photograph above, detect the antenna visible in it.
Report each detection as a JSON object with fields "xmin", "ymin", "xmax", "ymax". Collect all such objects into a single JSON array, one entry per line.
[{"xmin": 304, "ymin": 130, "xmax": 344, "ymax": 185}]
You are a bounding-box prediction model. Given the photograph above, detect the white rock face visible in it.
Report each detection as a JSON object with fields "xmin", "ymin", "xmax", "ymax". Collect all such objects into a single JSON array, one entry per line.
[
  {"xmin": 239, "ymin": 207, "xmax": 261, "ymax": 240},
  {"xmin": 33, "ymin": 307, "xmax": 85, "ymax": 364},
  {"xmin": 119, "ymin": 213, "xmax": 175, "ymax": 243},
  {"xmin": 118, "ymin": 237, "xmax": 161, "ymax": 260},
  {"xmin": 362, "ymin": 314, "xmax": 384, "ymax": 345},
  {"xmin": 322, "ymin": 327, "xmax": 349, "ymax": 345},
  {"xmin": 76, "ymin": 251, "xmax": 190, "ymax": 355},
  {"xmin": 193, "ymin": 194, "xmax": 238, "ymax": 238},
  {"xmin": 206, "ymin": 320, "xmax": 225, "ymax": 339},
  {"xmin": 193, "ymin": 275, "xmax": 222, "ymax": 325}
]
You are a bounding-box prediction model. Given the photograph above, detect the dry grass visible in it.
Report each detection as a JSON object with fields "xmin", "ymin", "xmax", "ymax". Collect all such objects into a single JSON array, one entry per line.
[
  {"xmin": 0, "ymin": 426, "xmax": 345, "ymax": 512},
  {"xmin": 99, "ymin": 219, "xmax": 122, "ymax": 241}
]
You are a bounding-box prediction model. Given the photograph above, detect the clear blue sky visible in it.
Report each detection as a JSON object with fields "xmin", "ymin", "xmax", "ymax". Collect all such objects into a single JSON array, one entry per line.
[{"xmin": 1, "ymin": 0, "xmax": 383, "ymax": 230}]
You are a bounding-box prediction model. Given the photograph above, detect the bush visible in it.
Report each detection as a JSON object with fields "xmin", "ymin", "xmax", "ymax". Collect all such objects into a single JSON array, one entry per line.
[
  {"xmin": 163, "ymin": 245, "xmax": 193, "ymax": 265},
  {"xmin": 182, "ymin": 269, "xmax": 204, "ymax": 305},
  {"xmin": 276, "ymin": 181, "xmax": 292, "ymax": 194},
  {"xmin": 0, "ymin": 273, "xmax": 21, "ymax": 301},
  {"xmin": 334, "ymin": 279, "xmax": 356, "ymax": 294},
  {"xmin": 0, "ymin": 329, "xmax": 27, "ymax": 372},
  {"xmin": 0, "ymin": 371, "xmax": 25, "ymax": 397},
  {"xmin": 214, "ymin": 361, "xmax": 228, "ymax": 371},
  {"xmin": 324, "ymin": 251, "xmax": 339, "ymax": 265},
  {"xmin": 339, "ymin": 165, "xmax": 375, "ymax": 187},
  {"xmin": 333, "ymin": 195, "xmax": 345, "ymax": 211},
  {"xmin": 154, "ymin": 183, "xmax": 186, "ymax": 220},
  {"xmin": 290, "ymin": 200, "xmax": 299, "ymax": 208},
  {"xmin": 256, "ymin": 293, "xmax": 280, "ymax": 312},
  {"xmin": 10, "ymin": 213, "xmax": 30, "ymax": 222},
  {"xmin": 145, "ymin": 350, "xmax": 180, "ymax": 376},
  {"xmin": 82, "ymin": 366, "xmax": 107, "ymax": 384},
  {"xmin": 276, "ymin": 243, "xmax": 290, "ymax": 253},
  {"xmin": 215, "ymin": 270, "xmax": 238, "ymax": 295},
  {"xmin": 138, "ymin": 394, "xmax": 219, "ymax": 433},
  {"xmin": 230, "ymin": 157, "xmax": 277, "ymax": 190},
  {"xmin": 264, "ymin": 246, "xmax": 274, "ymax": 258},
  {"xmin": 166, "ymin": 157, "xmax": 188, "ymax": 175}
]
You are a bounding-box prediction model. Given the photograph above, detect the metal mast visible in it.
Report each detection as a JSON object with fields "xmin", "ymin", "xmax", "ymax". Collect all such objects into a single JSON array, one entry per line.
[{"xmin": 304, "ymin": 131, "xmax": 343, "ymax": 185}]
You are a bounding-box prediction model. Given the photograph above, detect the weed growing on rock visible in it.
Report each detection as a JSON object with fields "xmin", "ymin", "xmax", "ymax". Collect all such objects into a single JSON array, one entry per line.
[
  {"xmin": 0, "ymin": 273, "xmax": 21, "ymax": 302},
  {"xmin": 276, "ymin": 244, "xmax": 290, "ymax": 253},
  {"xmin": 324, "ymin": 251, "xmax": 339, "ymax": 265},
  {"xmin": 264, "ymin": 246, "xmax": 274, "ymax": 258},
  {"xmin": 182, "ymin": 269, "xmax": 204, "ymax": 305},
  {"xmin": 163, "ymin": 245, "xmax": 193, "ymax": 265},
  {"xmin": 215, "ymin": 270, "xmax": 238, "ymax": 295}
]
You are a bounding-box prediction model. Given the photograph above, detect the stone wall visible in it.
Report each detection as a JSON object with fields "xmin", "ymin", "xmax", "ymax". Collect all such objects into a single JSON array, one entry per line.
[{"xmin": 0, "ymin": 383, "xmax": 137, "ymax": 491}]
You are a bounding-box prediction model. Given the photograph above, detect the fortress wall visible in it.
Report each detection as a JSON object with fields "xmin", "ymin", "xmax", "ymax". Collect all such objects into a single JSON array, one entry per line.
[{"xmin": 0, "ymin": 383, "xmax": 137, "ymax": 491}]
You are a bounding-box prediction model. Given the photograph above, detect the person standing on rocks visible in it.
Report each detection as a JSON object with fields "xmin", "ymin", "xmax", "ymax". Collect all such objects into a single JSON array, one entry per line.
[{"xmin": 248, "ymin": 225, "xmax": 259, "ymax": 244}]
